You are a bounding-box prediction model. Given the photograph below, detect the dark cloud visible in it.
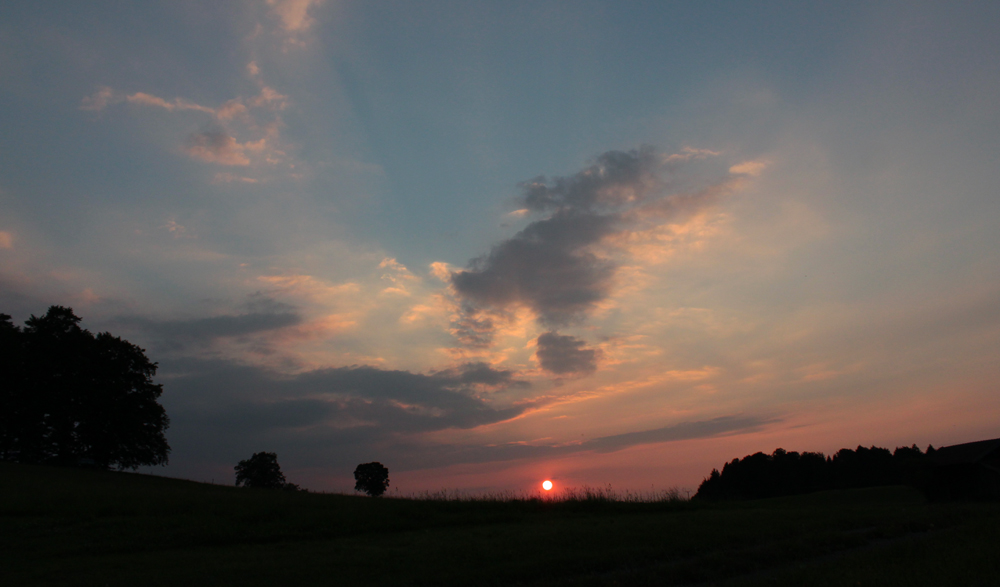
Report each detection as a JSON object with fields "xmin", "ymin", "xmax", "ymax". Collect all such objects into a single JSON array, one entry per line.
[
  {"xmin": 520, "ymin": 148, "xmax": 662, "ymax": 212},
  {"xmin": 113, "ymin": 296, "xmax": 301, "ymax": 352},
  {"xmin": 535, "ymin": 331, "xmax": 599, "ymax": 375},
  {"xmin": 157, "ymin": 352, "xmax": 775, "ymax": 478},
  {"xmin": 161, "ymin": 358, "xmax": 530, "ymax": 437},
  {"xmin": 450, "ymin": 146, "xmax": 721, "ymax": 344},
  {"xmin": 153, "ymin": 357, "xmax": 535, "ymax": 482},
  {"xmin": 445, "ymin": 361, "xmax": 530, "ymax": 388},
  {"xmin": 389, "ymin": 414, "xmax": 780, "ymax": 471},
  {"xmin": 579, "ymin": 415, "xmax": 777, "ymax": 453},
  {"xmin": 451, "ymin": 211, "xmax": 618, "ymax": 327}
]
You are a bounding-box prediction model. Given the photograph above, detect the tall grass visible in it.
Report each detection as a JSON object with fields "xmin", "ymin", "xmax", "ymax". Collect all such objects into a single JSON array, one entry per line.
[{"xmin": 401, "ymin": 484, "xmax": 691, "ymax": 503}]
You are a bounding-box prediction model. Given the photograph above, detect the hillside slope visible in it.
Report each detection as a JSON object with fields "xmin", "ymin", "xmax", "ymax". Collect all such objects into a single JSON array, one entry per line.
[{"xmin": 2, "ymin": 463, "xmax": 998, "ymax": 586}]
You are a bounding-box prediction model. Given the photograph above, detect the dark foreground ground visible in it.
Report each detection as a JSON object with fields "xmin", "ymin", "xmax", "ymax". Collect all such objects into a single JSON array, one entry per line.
[{"xmin": 2, "ymin": 462, "xmax": 998, "ymax": 586}]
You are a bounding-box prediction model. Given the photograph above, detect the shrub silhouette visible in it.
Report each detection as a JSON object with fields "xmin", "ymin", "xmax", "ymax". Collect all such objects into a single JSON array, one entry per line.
[
  {"xmin": 0, "ymin": 307, "xmax": 170, "ymax": 469},
  {"xmin": 354, "ymin": 462, "xmax": 390, "ymax": 496},
  {"xmin": 235, "ymin": 452, "xmax": 290, "ymax": 489}
]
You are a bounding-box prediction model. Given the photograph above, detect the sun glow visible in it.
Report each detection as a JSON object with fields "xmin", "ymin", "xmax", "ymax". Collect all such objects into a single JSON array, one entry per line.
[{"xmin": 542, "ymin": 480, "xmax": 553, "ymax": 491}]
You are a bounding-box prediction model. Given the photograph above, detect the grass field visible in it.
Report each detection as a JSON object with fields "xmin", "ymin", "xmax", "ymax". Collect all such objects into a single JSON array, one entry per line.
[{"xmin": 2, "ymin": 462, "xmax": 998, "ymax": 586}]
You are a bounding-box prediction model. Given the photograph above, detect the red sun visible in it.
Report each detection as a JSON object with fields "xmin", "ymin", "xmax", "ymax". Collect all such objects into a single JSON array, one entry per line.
[{"xmin": 542, "ymin": 480, "xmax": 553, "ymax": 491}]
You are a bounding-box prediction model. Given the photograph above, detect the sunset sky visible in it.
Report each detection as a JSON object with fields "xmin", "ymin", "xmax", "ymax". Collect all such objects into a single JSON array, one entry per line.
[{"xmin": 2, "ymin": 1, "xmax": 999, "ymax": 494}]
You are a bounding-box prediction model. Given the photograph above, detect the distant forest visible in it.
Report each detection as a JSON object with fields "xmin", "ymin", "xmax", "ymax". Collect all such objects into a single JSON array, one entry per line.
[{"xmin": 695, "ymin": 445, "xmax": 933, "ymax": 500}]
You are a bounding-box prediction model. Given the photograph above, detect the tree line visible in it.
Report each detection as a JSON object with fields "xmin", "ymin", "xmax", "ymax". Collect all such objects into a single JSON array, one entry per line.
[{"xmin": 694, "ymin": 444, "xmax": 933, "ymax": 500}]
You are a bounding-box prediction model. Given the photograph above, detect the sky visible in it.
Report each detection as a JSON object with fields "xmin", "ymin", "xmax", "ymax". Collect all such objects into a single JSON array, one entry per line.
[{"xmin": 2, "ymin": 0, "xmax": 1000, "ymax": 495}]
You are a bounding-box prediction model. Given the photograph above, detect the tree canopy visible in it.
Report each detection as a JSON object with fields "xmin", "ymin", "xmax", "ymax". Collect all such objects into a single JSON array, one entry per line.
[
  {"xmin": 234, "ymin": 452, "xmax": 291, "ymax": 489},
  {"xmin": 0, "ymin": 306, "xmax": 170, "ymax": 470},
  {"xmin": 354, "ymin": 462, "xmax": 390, "ymax": 497}
]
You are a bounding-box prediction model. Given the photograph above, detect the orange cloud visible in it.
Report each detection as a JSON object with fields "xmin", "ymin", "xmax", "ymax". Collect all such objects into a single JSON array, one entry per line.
[
  {"xmin": 728, "ymin": 159, "xmax": 771, "ymax": 177},
  {"xmin": 267, "ymin": 0, "xmax": 324, "ymax": 32}
]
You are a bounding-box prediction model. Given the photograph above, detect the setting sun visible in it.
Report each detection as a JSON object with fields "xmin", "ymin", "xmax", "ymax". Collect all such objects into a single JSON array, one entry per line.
[{"xmin": 542, "ymin": 480, "xmax": 553, "ymax": 491}]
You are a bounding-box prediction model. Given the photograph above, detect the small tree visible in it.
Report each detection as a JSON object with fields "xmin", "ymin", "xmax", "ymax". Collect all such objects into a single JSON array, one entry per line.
[
  {"xmin": 235, "ymin": 452, "xmax": 287, "ymax": 489},
  {"xmin": 354, "ymin": 462, "xmax": 390, "ymax": 496}
]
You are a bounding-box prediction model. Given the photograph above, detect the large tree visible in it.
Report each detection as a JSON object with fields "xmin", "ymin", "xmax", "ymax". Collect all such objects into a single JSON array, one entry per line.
[{"xmin": 0, "ymin": 306, "xmax": 170, "ymax": 469}]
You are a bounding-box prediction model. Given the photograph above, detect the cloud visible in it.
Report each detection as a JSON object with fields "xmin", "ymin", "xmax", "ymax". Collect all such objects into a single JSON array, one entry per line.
[
  {"xmin": 0, "ymin": 231, "xmax": 12, "ymax": 249},
  {"xmin": 80, "ymin": 87, "xmax": 116, "ymax": 111},
  {"xmin": 663, "ymin": 146, "xmax": 721, "ymax": 163},
  {"xmin": 579, "ymin": 415, "xmax": 778, "ymax": 453},
  {"xmin": 83, "ymin": 83, "xmax": 291, "ymax": 176},
  {"xmin": 114, "ymin": 296, "xmax": 301, "ymax": 352},
  {"xmin": 212, "ymin": 172, "xmax": 258, "ymax": 184},
  {"xmin": 450, "ymin": 146, "xmax": 730, "ymax": 343},
  {"xmin": 535, "ymin": 331, "xmax": 599, "ymax": 375},
  {"xmin": 126, "ymin": 92, "xmax": 215, "ymax": 114},
  {"xmin": 164, "ymin": 358, "xmax": 530, "ymax": 439},
  {"xmin": 728, "ymin": 159, "xmax": 771, "ymax": 177},
  {"xmin": 185, "ymin": 130, "xmax": 257, "ymax": 166},
  {"xmin": 388, "ymin": 414, "xmax": 780, "ymax": 471},
  {"xmin": 267, "ymin": 0, "xmax": 324, "ymax": 32},
  {"xmin": 249, "ymin": 86, "xmax": 289, "ymax": 111},
  {"xmin": 215, "ymin": 100, "xmax": 248, "ymax": 121}
]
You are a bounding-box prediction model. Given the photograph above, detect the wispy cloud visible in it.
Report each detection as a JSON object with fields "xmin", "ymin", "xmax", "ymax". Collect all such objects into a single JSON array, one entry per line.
[
  {"xmin": 126, "ymin": 92, "xmax": 215, "ymax": 114},
  {"xmin": 212, "ymin": 172, "xmax": 259, "ymax": 184},
  {"xmin": 82, "ymin": 66, "xmax": 294, "ymax": 178},
  {"xmin": 389, "ymin": 414, "xmax": 780, "ymax": 470},
  {"xmin": 79, "ymin": 86, "xmax": 116, "ymax": 111},
  {"xmin": 186, "ymin": 130, "xmax": 261, "ymax": 166},
  {"xmin": 728, "ymin": 159, "xmax": 771, "ymax": 177}
]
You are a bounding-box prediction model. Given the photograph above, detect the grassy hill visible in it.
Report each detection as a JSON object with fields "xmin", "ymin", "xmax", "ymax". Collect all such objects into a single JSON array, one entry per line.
[{"xmin": 2, "ymin": 462, "xmax": 998, "ymax": 586}]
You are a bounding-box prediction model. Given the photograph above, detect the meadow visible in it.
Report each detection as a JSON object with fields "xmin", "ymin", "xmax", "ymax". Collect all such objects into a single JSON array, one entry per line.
[{"xmin": 2, "ymin": 462, "xmax": 998, "ymax": 586}]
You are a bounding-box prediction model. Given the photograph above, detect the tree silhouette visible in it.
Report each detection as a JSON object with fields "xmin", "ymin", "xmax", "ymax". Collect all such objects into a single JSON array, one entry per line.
[
  {"xmin": 234, "ymin": 452, "xmax": 289, "ymax": 489},
  {"xmin": 695, "ymin": 444, "xmax": 934, "ymax": 500},
  {"xmin": 0, "ymin": 307, "xmax": 170, "ymax": 469},
  {"xmin": 354, "ymin": 462, "xmax": 390, "ymax": 496}
]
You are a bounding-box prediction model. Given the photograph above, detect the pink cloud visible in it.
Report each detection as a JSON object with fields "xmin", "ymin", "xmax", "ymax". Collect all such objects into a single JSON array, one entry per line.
[
  {"xmin": 127, "ymin": 92, "xmax": 215, "ymax": 115},
  {"xmin": 216, "ymin": 100, "xmax": 248, "ymax": 121},
  {"xmin": 250, "ymin": 86, "xmax": 289, "ymax": 111},
  {"xmin": 185, "ymin": 131, "xmax": 252, "ymax": 166},
  {"xmin": 80, "ymin": 87, "xmax": 116, "ymax": 111}
]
